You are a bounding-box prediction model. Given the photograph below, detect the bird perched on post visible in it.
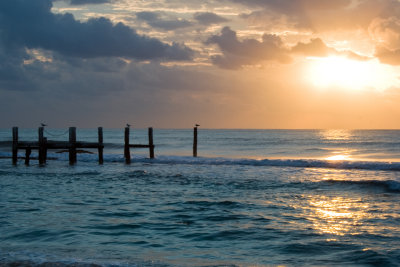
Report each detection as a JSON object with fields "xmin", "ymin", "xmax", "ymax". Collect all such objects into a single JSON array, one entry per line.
[
  {"xmin": 126, "ymin": 123, "xmax": 131, "ymax": 128},
  {"xmin": 195, "ymin": 124, "xmax": 200, "ymax": 127},
  {"xmin": 40, "ymin": 123, "xmax": 47, "ymax": 127}
]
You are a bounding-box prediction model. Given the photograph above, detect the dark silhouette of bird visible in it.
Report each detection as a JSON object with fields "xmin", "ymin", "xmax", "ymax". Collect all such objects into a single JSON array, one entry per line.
[
  {"xmin": 40, "ymin": 123, "xmax": 47, "ymax": 127},
  {"xmin": 195, "ymin": 124, "xmax": 200, "ymax": 127},
  {"xmin": 126, "ymin": 123, "xmax": 131, "ymax": 128}
]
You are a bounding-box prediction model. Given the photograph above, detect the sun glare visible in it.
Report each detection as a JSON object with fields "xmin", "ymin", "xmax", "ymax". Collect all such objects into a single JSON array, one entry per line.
[
  {"xmin": 307, "ymin": 56, "xmax": 399, "ymax": 91},
  {"xmin": 325, "ymin": 155, "xmax": 349, "ymax": 161}
]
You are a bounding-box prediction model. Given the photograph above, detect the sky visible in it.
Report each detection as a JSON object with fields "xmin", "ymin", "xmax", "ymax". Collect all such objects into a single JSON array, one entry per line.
[{"xmin": 1, "ymin": 0, "xmax": 400, "ymax": 129}]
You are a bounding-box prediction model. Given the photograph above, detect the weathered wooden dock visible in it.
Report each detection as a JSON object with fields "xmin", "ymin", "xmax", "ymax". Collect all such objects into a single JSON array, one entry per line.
[
  {"xmin": 12, "ymin": 127, "xmax": 104, "ymax": 165},
  {"xmin": 12, "ymin": 124, "xmax": 199, "ymax": 165},
  {"xmin": 10, "ymin": 125, "xmax": 198, "ymax": 166}
]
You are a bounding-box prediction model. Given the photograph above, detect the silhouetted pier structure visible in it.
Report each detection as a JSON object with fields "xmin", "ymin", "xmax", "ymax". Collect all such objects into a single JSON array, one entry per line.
[
  {"xmin": 10, "ymin": 125, "xmax": 200, "ymax": 166},
  {"xmin": 12, "ymin": 127, "xmax": 104, "ymax": 165}
]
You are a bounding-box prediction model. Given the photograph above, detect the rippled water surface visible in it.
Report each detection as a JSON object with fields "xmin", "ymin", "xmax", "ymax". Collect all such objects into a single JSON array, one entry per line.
[{"xmin": 1, "ymin": 129, "xmax": 400, "ymax": 266}]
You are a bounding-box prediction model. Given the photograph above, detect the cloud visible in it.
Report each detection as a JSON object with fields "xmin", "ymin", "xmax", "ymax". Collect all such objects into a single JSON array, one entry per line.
[
  {"xmin": 206, "ymin": 27, "xmax": 368, "ymax": 69},
  {"xmin": 68, "ymin": 0, "xmax": 111, "ymax": 5},
  {"xmin": 232, "ymin": 0, "xmax": 352, "ymax": 30},
  {"xmin": 291, "ymin": 38, "xmax": 332, "ymax": 57},
  {"xmin": 193, "ymin": 12, "xmax": 229, "ymax": 26},
  {"xmin": 206, "ymin": 27, "xmax": 291, "ymax": 69},
  {"xmin": 369, "ymin": 15, "xmax": 400, "ymax": 65},
  {"xmin": 0, "ymin": 46, "xmax": 36, "ymax": 91},
  {"xmin": 231, "ymin": 0, "xmax": 351, "ymax": 13},
  {"xmin": 233, "ymin": 0, "xmax": 400, "ymax": 33},
  {"xmin": 369, "ymin": 16, "xmax": 400, "ymax": 50},
  {"xmin": 368, "ymin": 13, "xmax": 400, "ymax": 65},
  {"xmin": 291, "ymin": 38, "xmax": 370, "ymax": 60},
  {"xmin": 375, "ymin": 46, "xmax": 400, "ymax": 65},
  {"xmin": 136, "ymin": 11, "xmax": 193, "ymax": 31},
  {"xmin": 0, "ymin": 0, "xmax": 193, "ymax": 61}
]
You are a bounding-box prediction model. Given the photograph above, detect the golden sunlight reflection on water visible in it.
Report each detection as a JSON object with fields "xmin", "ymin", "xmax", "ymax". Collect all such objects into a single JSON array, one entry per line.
[
  {"xmin": 319, "ymin": 130, "xmax": 358, "ymax": 161},
  {"xmin": 307, "ymin": 196, "xmax": 370, "ymax": 236},
  {"xmin": 320, "ymin": 129, "xmax": 353, "ymax": 141}
]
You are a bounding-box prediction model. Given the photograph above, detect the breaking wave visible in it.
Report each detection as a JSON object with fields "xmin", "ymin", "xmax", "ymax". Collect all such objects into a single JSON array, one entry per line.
[{"xmin": 3, "ymin": 151, "xmax": 400, "ymax": 172}]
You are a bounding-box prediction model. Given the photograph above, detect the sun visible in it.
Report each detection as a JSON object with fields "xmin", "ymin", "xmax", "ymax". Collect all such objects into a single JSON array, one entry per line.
[{"xmin": 306, "ymin": 56, "xmax": 398, "ymax": 91}]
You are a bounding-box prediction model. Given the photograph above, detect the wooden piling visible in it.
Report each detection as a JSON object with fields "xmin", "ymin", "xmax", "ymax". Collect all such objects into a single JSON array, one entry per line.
[
  {"xmin": 124, "ymin": 127, "xmax": 131, "ymax": 164},
  {"xmin": 148, "ymin": 127, "xmax": 154, "ymax": 159},
  {"xmin": 193, "ymin": 126, "xmax": 198, "ymax": 157},
  {"xmin": 98, "ymin": 127, "xmax": 103, "ymax": 164},
  {"xmin": 44, "ymin": 137, "xmax": 48, "ymax": 164},
  {"xmin": 12, "ymin": 127, "xmax": 18, "ymax": 165},
  {"xmin": 69, "ymin": 127, "xmax": 77, "ymax": 165},
  {"xmin": 25, "ymin": 146, "xmax": 31, "ymax": 165},
  {"xmin": 38, "ymin": 127, "xmax": 45, "ymax": 165}
]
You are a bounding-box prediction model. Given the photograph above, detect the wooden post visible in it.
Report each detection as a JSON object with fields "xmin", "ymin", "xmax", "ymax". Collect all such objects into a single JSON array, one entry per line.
[
  {"xmin": 193, "ymin": 126, "xmax": 198, "ymax": 157},
  {"xmin": 12, "ymin": 127, "xmax": 18, "ymax": 165},
  {"xmin": 38, "ymin": 127, "xmax": 45, "ymax": 165},
  {"xmin": 124, "ymin": 127, "xmax": 131, "ymax": 164},
  {"xmin": 25, "ymin": 146, "xmax": 31, "ymax": 165},
  {"xmin": 69, "ymin": 127, "xmax": 77, "ymax": 165},
  {"xmin": 98, "ymin": 127, "xmax": 103, "ymax": 164},
  {"xmin": 148, "ymin": 127, "xmax": 154, "ymax": 159},
  {"xmin": 43, "ymin": 137, "xmax": 47, "ymax": 164}
]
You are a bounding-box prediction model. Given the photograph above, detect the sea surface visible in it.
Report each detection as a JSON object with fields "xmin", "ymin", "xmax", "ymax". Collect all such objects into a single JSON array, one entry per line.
[{"xmin": 0, "ymin": 129, "xmax": 400, "ymax": 266}]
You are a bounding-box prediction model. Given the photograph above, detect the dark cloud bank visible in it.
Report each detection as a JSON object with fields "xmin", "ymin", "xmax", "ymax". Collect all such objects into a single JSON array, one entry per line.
[
  {"xmin": 0, "ymin": 0, "xmax": 196, "ymax": 101},
  {"xmin": 0, "ymin": 0, "xmax": 193, "ymax": 60}
]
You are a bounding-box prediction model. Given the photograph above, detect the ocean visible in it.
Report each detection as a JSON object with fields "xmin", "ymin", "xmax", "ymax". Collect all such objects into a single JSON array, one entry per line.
[{"xmin": 0, "ymin": 129, "xmax": 400, "ymax": 266}]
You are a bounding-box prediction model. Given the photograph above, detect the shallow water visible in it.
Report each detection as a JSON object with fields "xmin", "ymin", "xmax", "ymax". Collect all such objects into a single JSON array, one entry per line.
[{"xmin": 1, "ymin": 129, "xmax": 400, "ymax": 266}]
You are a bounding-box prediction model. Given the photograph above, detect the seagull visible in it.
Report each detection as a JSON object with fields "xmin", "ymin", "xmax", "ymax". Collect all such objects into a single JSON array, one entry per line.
[
  {"xmin": 195, "ymin": 124, "xmax": 200, "ymax": 127},
  {"xmin": 126, "ymin": 123, "xmax": 131, "ymax": 128},
  {"xmin": 40, "ymin": 123, "xmax": 47, "ymax": 127}
]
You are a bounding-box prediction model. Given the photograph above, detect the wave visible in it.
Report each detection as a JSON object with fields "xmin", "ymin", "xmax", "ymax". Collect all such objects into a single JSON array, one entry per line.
[
  {"xmin": 3, "ymin": 151, "xmax": 400, "ymax": 172},
  {"xmin": 322, "ymin": 179, "xmax": 400, "ymax": 192}
]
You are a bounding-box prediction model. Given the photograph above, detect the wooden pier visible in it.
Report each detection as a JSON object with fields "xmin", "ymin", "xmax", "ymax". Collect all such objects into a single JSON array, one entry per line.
[
  {"xmin": 12, "ymin": 126, "xmax": 104, "ymax": 165},
  {"xmin": 10, "ymin": 126, "xmax": 199, "ymax": 165}
]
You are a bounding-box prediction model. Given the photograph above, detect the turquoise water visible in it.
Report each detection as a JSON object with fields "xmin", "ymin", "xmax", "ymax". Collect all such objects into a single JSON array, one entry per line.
[{"xmin": 1, "ymin": 129, "xmax": 400, "ymax": 266}]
